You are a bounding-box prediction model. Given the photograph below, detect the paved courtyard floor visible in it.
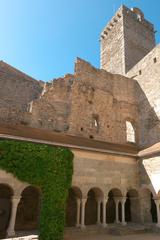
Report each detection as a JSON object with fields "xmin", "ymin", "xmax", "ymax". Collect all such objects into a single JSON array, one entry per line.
[{"xmin": 65, "ymin": 233, "xmax": 160, "ymax": 240}]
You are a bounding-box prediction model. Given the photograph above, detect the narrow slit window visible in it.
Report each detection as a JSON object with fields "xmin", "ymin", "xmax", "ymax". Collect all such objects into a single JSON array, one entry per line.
[{"xmin": 92, "ymin": 114, "xmax": 99, "ymax": 132}]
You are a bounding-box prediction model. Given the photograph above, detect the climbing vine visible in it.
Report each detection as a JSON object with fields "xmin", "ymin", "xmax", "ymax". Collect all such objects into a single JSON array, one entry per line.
[{"xmin": 0, "ymin": 140, "xmax": 73, "ymax": 240}]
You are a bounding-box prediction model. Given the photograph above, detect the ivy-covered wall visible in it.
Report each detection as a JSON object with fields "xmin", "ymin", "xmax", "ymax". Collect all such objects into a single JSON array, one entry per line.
[{"xmin": 0, "ymin": 140, "xmax": 73, "ymax": 240}]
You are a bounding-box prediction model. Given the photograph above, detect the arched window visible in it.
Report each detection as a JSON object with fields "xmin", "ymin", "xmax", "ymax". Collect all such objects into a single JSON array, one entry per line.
[{"xmin": 126, "ymin": 121, "xmax": 136, "ymax": 143}]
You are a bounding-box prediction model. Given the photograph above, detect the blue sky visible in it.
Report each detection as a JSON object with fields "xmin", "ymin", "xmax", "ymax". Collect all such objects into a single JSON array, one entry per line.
[{"xmin": 0, "ymin": 0, "xmax": 160, "ymax": 81}]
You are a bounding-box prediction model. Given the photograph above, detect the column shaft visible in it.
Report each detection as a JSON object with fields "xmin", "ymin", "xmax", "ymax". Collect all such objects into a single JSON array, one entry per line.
[
  {"xmin": 102, "ymin": 199, "xmax": 107, "ymax": 228},
  {"xmin": 81, "ymin": 198, "xmax": 87, "ymax": 229},
  {"xmin": 76, "ymin": 198, "xmax": 81, "ymax": 227},
  {"xmin": 155, "ymin": 200, "xmax": 160, "ymax": 227},
  {"xmin": 97, "ymin": 200, "xmax": 101, "ymax": 225},
  {"xmin": 7, "ymin": 197, "xmax": 21, "ymax": 237},
  {"xmin": 121, "ymin": 197, "xmax": 127, "ymax": 226}
]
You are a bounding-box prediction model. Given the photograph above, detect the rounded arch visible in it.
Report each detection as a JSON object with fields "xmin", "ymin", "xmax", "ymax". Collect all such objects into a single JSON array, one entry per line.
[
  {"xmin": 140, "ymin": 187, "xmax": 157, "ymax": 223},
  {"xmin": 125, "ymin": 119, "xmax": 136, "ymax": 143},
  {"xmin": 0, "ymin": 183, "xmax": 13, "ymax": 197},
  {"xmin": 85, "ymin": 187, "xmax": 103, "ymax": 226},
  {"xmin": 125, "ymin": 189, "xmax": 139, "ymax": 223},
  {"xmin": 65, "ymin": 186, "xmax": 82, "ymax": 227},
  {"xmin": 0, "ymin": 184, "xmax": 13, "ymax": 238},
  {"xmin": 71, "ymin": 186, "xmax": 82, "ymax": 199},
  {"xmin": 140, "ymin": 185, "xmax": 156, "ymax": 197},
  {"xmin": 87, "ymin": 187, "xmax": 104, "ymax": 200},
  {"xmin": 15, "ymin": 185, "xmax": 41, "ymax": 231},
  {"xmin": 127, "ymin": 189, "xmax": 139, "ymax": 198},
  {"xmin": 106, "ymin": 188, "xmax": 122, "ymax": 223},
  {"xmin": 108, "ymin": 188, "xmax": 123, "ymax": 197}
]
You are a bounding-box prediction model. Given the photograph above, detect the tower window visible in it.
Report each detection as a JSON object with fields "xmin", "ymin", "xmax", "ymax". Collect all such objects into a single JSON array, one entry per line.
[
  {"xmin": 126, "ymin": 121, "xmax": 136, "ymax": 143},
  {"xmin": 153, "ymin": 57, "xmax": 157, "ymax": 63},
  {"xmin": 139, "ymin": 70, "xmax": 142, "ymax": 75}
]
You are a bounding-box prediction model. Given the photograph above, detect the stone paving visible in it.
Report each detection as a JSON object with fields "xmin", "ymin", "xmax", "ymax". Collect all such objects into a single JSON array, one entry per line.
[{"xmin": 64, "ymin": 233, "xmax": 160, "ymax": 240}]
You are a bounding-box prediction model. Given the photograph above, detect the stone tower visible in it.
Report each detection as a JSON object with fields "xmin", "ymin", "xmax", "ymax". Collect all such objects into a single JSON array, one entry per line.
[{"xmin": 100, "ymin": 5, "xmax": 156, "ymax": 75}]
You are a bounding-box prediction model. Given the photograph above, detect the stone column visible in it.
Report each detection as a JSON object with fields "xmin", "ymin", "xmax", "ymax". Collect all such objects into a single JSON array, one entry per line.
[
  {"xmin": 76, "ymin": 198, "xmax": 81, "ymax": 227},
  {"xmin": 81, "ymin": 198, "xmax": 87, "ymax": 229},
  {"xmin": 97, "ymin": 199, "xmax": 101, "ymax": 225},
  {"xmin": 121, "ymin": 197, "xmax": 127, "ymax": 226},
  {"xmin": 102, "ymin": 198, "xmax": 108, "ymax": 228},
  {"xmin": 7, "ymin": 196, "xmax": 21, "ymax": 237},
  {"xmin": 114, "ymin": 198, "xmax": 120, "ymax": 224},
  {"xmin": 154, "ymin": 199, "xmax": 160, "ymax": 227}
]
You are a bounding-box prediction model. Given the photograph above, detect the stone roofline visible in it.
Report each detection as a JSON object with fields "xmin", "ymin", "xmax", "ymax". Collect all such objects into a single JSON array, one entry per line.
[
  {"xmin": 0, "ymin": 122, "xmax": 159, "ymax": 159},
  {"xmin": 100, "ymin": 5, "xmax": 154, "ymax": 40},
  {"xmin": 0, "ymin": 60, "xmax": 44, "ymax": 85}
]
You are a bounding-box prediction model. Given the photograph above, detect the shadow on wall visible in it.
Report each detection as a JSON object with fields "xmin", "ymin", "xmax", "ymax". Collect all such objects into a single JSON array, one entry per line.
[{"xmin": 135, "ymin": 81, "xmax": 160, "ymax": 148}]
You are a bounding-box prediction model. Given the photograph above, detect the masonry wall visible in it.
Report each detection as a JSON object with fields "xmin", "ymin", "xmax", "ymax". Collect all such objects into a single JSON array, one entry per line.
[
  {"xmin": 100, "ymin": 5, "xmax": 155, "ymax": 75},
  {"xmin": 127, "ymin": 45, "xmax": 160, "ymax": 148},
  {"xmin": 72, "ymin": 149, "xmax": 139, "ymax": 196},
  {"xmin": 100, "ymin": 6, "xmax": 125, "ymax": 74},
  {"xmin": 123, "ymin": 6, "xmax": 155, "ymax": 73},
  {"xmin": 69, "ymin": 58, "xmax": 139, "ymax": 145},
  {"xmin": 0, "ymin": 61, "xmax": 43, "ymax": 124},
  {"xmin": 27, "ymin": 74, "xmax": 74, "ymax": 132}
]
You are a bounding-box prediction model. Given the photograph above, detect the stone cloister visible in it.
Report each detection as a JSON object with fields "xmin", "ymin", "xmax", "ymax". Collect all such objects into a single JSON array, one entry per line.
[
  {"xmin": 65, "ymin": 186, "xmax": 160, "ymax": 229},
  {"xmin": 1, "ymin": 177, "xmax": 160, "ymax": 238}
]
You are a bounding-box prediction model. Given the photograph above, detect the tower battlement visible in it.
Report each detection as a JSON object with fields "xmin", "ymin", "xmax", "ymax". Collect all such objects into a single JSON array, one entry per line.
[{"xmin": 100, "ymin": 5, "xmax": 156, "ymax": 74}]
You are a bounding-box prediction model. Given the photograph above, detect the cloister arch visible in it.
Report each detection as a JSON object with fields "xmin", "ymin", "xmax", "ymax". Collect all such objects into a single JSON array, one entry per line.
[
  {"xmin": 85, "ymin": 187, "xmax": 103, "ymax": 226},
  {"xmin": 106, "ymin": 188, "xmax": 122, "ymax": 223},
  {"xmin": 66, "ymin": 186, "xmax": 82, "ymax": 227},
  {"xmin": 125, "ymin": 189, "xmax": 139, "ymax": 222},
  {"xmin": 140, "ymin": 188, "xmax": 157, "ymax": 223},
  {"xmin": 0, "ymin": 184, "xmax": 13, "ymax": 238},
  {"xmin": 15, "ymin": 186, "xmax": 41, "ymax": 231}
]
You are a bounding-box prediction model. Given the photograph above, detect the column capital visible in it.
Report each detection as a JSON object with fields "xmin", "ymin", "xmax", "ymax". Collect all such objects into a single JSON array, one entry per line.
[
  {"xmin": 81, "ymin": 198, "xmax": 87, "ymax": 204},
  {"xmin": 114, "ymin": 197, "xmax": 121, "ymax": 203},
  {"xmin": 102, "ymin": 197, "xmax": 108, "ymax": 204},
  {"xmin": 154, "ymin": 199, "xmax": 160, "ymax": 205},
  {"xmin": 120, "ymin": 197, "xmax": 127, "ymax": 204},
  {"xmin": 12, "ymin": 196, "xmax": 21, "ymax": 203}
]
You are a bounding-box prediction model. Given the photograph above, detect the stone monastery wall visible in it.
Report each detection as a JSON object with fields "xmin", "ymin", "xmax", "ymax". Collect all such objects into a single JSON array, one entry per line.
[
  {"xmin": 127, "ymin": 45, "xmax": 160, "ymax": 147},
  {"xmin": 68, "ymin": 58, "xmax": 139, "ymax": 144},
  {"xmin": 0, "ymin": 61, "xmax": 43, "ymax": 124}
]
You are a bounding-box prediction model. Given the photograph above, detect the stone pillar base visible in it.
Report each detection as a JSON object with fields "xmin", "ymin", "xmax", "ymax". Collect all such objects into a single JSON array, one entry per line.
[
  {"xmin": 7, "ymin": 230, "xmax": 15, "ymax": 237},
  {"xmin": 102, "ymin": 223, "xmax": 107, "ymax": 228}
]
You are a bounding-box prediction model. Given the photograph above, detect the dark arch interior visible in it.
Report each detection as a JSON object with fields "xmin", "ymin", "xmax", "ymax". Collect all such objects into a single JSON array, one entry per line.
[
  {"xmin": 0, "ymin": 184, "xmax": 13, "ymax": 238},
  {"xmin": 151, "ymin": 193, "xmax": 157, "ymax": 223},
  {"xmin": 106, "ymin": 191, "xmax": 116, "ymax": 223},
  {"xmin": 15, "ymin": 186, "xmax": 40, "ymax": 231},
  {"xmin": 125, "ymin": 193, "xmax": 131, "ymax": 222},
  {"xmin": 85, "ymin": 189, "xmax": 97, "ymax": 225},
  {"xmin": 65, "ymin": 188, "xmax": 77, "ymax": 227}
]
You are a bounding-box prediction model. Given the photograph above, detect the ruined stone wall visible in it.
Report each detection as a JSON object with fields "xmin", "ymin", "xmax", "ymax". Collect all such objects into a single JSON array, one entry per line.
[
  {"xmin": 69, "ymin": 58, "xmax": 139, "ymax": 145},
  {"xmin": 27, "ymin": 74, "xmax": 74, "ymax": 132},
  {"xmin": 127, "ymin": 45, "xmax": 160, "ymax": 147},
  {"xmin": 0, "ymin": 61, "xmax": 43, "ymax": 124}
]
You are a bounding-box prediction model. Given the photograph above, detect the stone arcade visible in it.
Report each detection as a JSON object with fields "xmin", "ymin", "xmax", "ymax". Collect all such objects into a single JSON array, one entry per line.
[{"xmin": 0, "ymin": 4, "xmax": 160, "ymax": 239}]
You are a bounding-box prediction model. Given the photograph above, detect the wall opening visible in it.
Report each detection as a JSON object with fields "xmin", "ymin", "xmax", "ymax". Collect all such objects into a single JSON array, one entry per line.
[{"xmin": 126, "ymin": 121, "xmax": 136, "ymax": 143}]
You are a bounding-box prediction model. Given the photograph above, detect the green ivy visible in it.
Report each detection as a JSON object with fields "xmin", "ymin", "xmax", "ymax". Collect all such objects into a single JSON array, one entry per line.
[{"xmin": 0, "ymin": 140, "xmax": 73, "ymax": 240}]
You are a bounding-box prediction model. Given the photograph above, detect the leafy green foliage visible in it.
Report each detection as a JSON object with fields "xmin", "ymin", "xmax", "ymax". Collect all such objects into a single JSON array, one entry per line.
[{"xmin": 0, "ymin": 140, "xmax": 73, "ymax": 240}]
